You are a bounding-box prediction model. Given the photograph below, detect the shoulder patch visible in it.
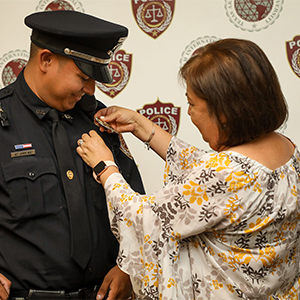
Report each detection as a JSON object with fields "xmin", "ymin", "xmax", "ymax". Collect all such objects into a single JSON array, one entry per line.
[{"xmin": 0, "ymin": 88, "xmax": 13, "ymax": 100}]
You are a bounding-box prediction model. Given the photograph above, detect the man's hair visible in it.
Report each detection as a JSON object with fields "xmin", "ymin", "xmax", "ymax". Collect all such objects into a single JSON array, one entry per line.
[
  {"xmin": 179, "ymin": 38, "xmax": 288, "ymax": 147},
  {"xmin": 28, "ymin": 42, "xmax": 69, "ymax": 67},
  {"xmin": 29, "ymin": 42, "xmax": 40, "ymax": 60}
]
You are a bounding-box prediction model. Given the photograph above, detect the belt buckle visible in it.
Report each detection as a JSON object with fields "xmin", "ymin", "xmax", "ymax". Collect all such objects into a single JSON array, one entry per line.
[{"xmin": 28, "ymin": 290, "xmax": 65, "ymax": 299}]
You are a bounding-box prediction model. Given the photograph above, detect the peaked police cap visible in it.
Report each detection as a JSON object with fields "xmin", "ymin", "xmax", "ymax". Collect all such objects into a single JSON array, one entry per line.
[{"xmin": 25, "ymin": 10, "xmax": 128, "ymax": 83}]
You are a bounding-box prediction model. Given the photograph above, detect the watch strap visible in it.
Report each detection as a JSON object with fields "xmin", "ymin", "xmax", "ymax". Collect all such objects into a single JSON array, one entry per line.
[{"xmin": 93, "ymin": 160, "xmax": 118, "ymax": 182}]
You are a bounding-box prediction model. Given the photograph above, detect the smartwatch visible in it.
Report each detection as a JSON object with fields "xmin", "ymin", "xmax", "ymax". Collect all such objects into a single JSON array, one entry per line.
[{"xmin": 93, "ymin": 160, "xmax": 118, "ymax": 181}]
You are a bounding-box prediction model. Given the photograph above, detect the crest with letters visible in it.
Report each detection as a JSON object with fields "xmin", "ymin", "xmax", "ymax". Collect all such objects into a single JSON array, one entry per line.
[
  {"xmin": 225, "ymin": 0, "xmax": 283, "ymax": 32},
  {"xmin": 0, "ymin": 50, "xmax": 29, "ymax": 88},
  {"xmin": 137, "ymin": 98, "xmax": 180, "ymax": 135},
  {"xmin": 132, "ymin": 0, "xmax": 175, "ymax": 39},
  {"xmin": 286, "ymin": 36, "xmax": 300, "ymax": 79},
  {"xmin": 96, "ymin": 49, "xmax": 132, "ymax": 98}
]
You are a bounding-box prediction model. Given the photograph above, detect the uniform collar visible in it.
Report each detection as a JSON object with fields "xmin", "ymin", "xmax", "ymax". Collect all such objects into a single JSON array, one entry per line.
[{"xmin": 15, "ymin": 69, "xmax": 72, "ymax": 122}]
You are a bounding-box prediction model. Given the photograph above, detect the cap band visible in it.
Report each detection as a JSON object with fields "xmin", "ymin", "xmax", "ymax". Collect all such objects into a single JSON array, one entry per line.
[{"xmin": 64, "ymin": 48, "xmax": 111, "ymax": 65}]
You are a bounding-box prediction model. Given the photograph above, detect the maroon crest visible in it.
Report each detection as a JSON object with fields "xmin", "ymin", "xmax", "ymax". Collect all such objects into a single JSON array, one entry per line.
[
  {"xmin": 45, "ymin": 0, "xmax": 74, "ymax": 10},
  {"xmin": 235, "ymin": 0, "xmax": 273, "ymax": 22},
  {"xmin": 137, "ymin": 98, "xmax": 180, "ymax": 135},
  {"xmin": 132, "ymin": 0, "xmax": 175, "ymax": 39},
  {"xmin": 35, "ymin": 0, "xmax": 84, "ymax": 12},
  {"xmin": 0, "ymin": 50, "xmax": 29, "ymax": 88},
  {"xmin": 96, "ymin": 49, "xmax": 132, "ymax": 98},
  {"xmin": 286, "ymin": 36, "xmax": 300, "ymax": 79}
]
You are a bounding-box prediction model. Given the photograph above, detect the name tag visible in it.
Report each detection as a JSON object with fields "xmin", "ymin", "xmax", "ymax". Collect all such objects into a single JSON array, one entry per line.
[{"xmin": 11, "ymin": 149, "xmax": 36, "ymax": 158}]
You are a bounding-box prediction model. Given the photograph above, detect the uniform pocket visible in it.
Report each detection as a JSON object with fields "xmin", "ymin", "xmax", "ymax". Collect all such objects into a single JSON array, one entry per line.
[{"xmin": 1, "ymin": 156, "xmax": 63, "ymax": 220}]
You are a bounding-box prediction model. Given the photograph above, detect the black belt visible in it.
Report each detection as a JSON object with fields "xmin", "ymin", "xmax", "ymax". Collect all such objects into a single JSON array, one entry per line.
[{"xmin": 9, "ymin": 286, "xmax": 102, "ymax": 300}]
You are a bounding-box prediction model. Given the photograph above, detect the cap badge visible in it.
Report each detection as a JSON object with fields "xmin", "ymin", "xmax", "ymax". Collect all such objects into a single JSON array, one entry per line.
[
  {"xmin": 64, "ymin": 48, "xmax": 111, "ymax": 65},
  {"xmin": 107, "ymin": 37, "xmax": 127, "ymax": 57}
]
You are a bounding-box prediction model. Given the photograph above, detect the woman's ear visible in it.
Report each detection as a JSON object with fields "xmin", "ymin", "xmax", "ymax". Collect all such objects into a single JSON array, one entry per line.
[{"xmin": 39, "ymin": 49, "xmax": 54, "ymax": 73}]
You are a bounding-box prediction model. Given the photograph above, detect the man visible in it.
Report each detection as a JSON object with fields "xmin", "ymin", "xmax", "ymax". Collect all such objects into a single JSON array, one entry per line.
[{"xmin": 0, "ymin": 10, "xmax": 144, "ymax": 300}]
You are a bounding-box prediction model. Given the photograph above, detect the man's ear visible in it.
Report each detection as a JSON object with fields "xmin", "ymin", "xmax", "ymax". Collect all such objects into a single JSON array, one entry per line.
[{"xmin": 39, "ymin": 49, "xmax": 54, "ymax": 73}]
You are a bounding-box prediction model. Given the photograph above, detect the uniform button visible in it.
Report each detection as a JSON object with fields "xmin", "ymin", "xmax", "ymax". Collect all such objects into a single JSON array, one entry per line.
[
  {"xmin": 88, "ymin": 268, "xmax": 93, "ymax": 273},
  {"xmin": 28, "ymin": 172, "xmax": 35, "ymax": 178}
]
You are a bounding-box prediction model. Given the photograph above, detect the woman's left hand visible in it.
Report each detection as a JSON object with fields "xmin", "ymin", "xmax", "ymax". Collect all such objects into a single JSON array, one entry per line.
[{"xmin": 77, "ymin": 130, "xmax": 114, "ymax": 168}]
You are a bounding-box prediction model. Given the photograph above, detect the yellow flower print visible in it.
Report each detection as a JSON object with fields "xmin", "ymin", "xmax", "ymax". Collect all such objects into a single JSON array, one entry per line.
[
  {"xmin": 253, "ymin": 182, "xmax": 262, "ymax": 193},
  {"xmin": 227, "ymin": 284, "xmax": 234, "ymax": 293},
  {"xmin": 291, "ymin": 185, "xmax": 297, "ymax": 197},
  {"xmin": 142, "ymin": 275, "xmax": 150, "ymax": 287},
  {"xmin": 224, "ymin": 195, "xmax": 244, "ymax": 223},
  {"xmin": 207, "ymin": 246, "xmax": 215, "ymax": 256},
  {"xmin": 120, "ymin": 193, "xmax": 135, "ymax": 203},
  {"xmin": 124, "ymin": 217, "xmax": 132, "ymax": 227},
  {"xmin": 212, "ymin": 280, "xmax": 223, "ymax": 290},
  {"xmin": 145, "ymin": 262, "xmax": 155, "ymax": 272},
  {"xmin": 226, "ymin": 171, "xmax": 257, "ymax": 192},
  {"xmin": 205, "ymin": 153, "xmax": 231, "ymax": 171},
  {"xmin": 140, "ymin": 195, "xmax": 156, "ymax": 203},
  {"xmin": 144, "ymin": 234, "xmax": 152, "ymax": 244},
  {"xmin": 183, "ymin": 181, "xmax": 208, "ymax": 205},
  {"xmin": 167, "ymin": 278, "xmax": 177, "ymax": 288},
  {"xmin": 170, "ymin": 231, "xmax": 181, "ymax": 241},
  {"xmin": 218, "ymin": 253, "xmax": 227, "ymax": 263},
  {"xmin": 179, "ymin": 147, "xmax": 200, "ymax": 170},
  {"xmin": 229, "ymin": 245, "xmax": 282, "ymax": 271},
  {"xmin": 112, "ymin": 183, "xmax": 122, "ymax": 190},
  {"xmin": 212, "ymin": 229, "xmax": 228, "ymax": 243},
  {"xmin": 245, "ymin": 216, "xmax": 271, "ymax": 233},
  {"xmin": 152, "ymin": 263, "xmax": 161, "ymax": 286},
  {"xmin": 164, "ymin": 164, "xmax": 170, "ymax": 183},
  {"xmin": 137, "ymin": 204, "xmax": 143, "ymax": 214}
]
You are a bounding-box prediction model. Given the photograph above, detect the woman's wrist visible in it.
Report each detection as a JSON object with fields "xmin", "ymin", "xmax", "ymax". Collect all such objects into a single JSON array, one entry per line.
[
  {"xmin": 132, "ymin": 114, "xmax": 155, "ymax": 144},
  {"xmin": 97, "ymin": 165, "xmax": 119, "ymax": 185}
]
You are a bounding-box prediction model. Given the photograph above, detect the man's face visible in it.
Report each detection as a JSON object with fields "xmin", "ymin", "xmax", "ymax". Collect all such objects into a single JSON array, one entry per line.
[{"xmin": 42, "ymin": 55, "xmax": 96, "ymax": 112}]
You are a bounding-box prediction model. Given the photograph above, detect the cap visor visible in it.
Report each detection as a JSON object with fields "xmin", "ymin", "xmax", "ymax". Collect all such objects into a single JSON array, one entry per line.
[{"xmin": 74, "ymin": 60, "xmax": 113, "ymax": 84}]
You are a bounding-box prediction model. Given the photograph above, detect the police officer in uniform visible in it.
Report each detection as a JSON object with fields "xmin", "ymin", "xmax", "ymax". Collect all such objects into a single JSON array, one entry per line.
[{"xmin": 0, "ymin": 10, "xmax": 144, "ymax": 300}]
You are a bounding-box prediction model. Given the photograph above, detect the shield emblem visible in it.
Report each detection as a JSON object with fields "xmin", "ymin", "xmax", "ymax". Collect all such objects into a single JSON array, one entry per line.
[
  {"xmin": 132, "ymin": 0, "xmax": 175, "ymax": 39},
  {"xmin": 137, "ymin": 98, "xmax": 180, "ymax": 135},
  {"xmin": 96, "ymin": 49, "xmax": 132, "ymax": 98},
  {"xmin": 286, "ymin": 36, "xmax": 300, "ymax": 79}
]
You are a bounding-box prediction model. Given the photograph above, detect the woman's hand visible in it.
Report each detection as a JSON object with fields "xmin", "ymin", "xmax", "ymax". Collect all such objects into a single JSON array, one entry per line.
[
  {"xmin": 94, "ymin": 106, "xmax": 139, "ymax": 134},
  {"xmin": 77, "ymin": 130, "xmax": 114, "ymax": 168}
]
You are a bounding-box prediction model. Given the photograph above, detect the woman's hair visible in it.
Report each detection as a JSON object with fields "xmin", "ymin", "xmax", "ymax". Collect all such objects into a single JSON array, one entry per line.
[{"xmin": 179, "ymin": 38, "xmax": 288, "ymax": 147}]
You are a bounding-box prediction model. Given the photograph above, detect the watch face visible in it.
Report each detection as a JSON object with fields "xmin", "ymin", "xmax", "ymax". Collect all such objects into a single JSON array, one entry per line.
[{"xmin": 93, "ymin": 161, "xmax": 106, "ymax": 175}]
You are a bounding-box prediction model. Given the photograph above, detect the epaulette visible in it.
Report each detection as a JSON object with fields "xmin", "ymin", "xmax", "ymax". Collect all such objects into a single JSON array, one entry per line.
[{"xmin": 0, "ymin": 87, "xmax": 13, "ymax": 100}]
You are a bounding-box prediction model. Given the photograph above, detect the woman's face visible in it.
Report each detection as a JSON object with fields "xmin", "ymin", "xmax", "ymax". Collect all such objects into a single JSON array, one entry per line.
[{"xmin": 186, "ymin": 84, "xmax": 223, "ymax": 151}]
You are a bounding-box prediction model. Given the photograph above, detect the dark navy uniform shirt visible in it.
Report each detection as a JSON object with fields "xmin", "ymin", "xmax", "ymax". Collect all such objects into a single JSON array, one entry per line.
[{"xmin": 0, "ymin": 70, "xmax": 145, "ymax": 296}]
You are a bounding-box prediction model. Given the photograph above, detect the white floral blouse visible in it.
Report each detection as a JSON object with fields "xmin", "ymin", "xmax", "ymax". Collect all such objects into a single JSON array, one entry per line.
[{"xmin": 104, "ymin": 137, "xmax": 300, "ymax": 300}]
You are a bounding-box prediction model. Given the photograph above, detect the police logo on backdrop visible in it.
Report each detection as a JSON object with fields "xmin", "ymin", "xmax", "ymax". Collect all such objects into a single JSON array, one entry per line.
[
  {"xmin": 96, "ymin": 50, "xmax": 132, "ymax": 98},
  {"xmin": 225, "ymin": 0, "xmax": 283, "ymax": 32},
  {"xmin": 0, "ymin": 50, "xmax": 29, "ymax": 88},
  {"xmin": 180, "ymin": 36, "xmax": 221, "ymax": 67},
  {"xmin": 137, "ymin": 98, "xmax": 180, "ymax": 135},
  {"xmin": 132, "ymin": 0, "xmax": 175, "ymax": 39},
  {"xmin": 35, "ymin": 0, "xmax": 84, "ymax": 11},
  {"xmin": 286, "ymin": 36, "xmax": 300, "ymax": 79}
]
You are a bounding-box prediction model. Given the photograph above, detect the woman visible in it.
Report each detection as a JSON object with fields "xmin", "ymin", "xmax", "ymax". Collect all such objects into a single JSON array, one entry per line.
[{"xmin": 77, "ymin": 38, "xmax": 300, "ymax": 300}]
